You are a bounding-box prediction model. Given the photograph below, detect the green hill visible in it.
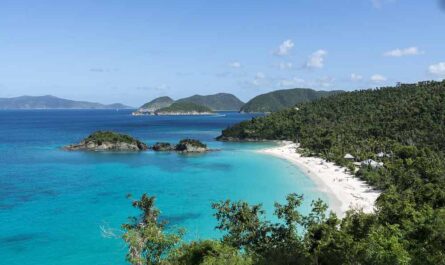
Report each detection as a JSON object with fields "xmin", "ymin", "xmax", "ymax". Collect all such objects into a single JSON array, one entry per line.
[
  {"xmin": 219, "ymin": 81, "xmax": 445, "ymax": 152},
  {"xmin": 240, "ymin": 88, "xmax": 343, "ymax": 113},
  {"xmin": 139, "ymin": 96, "xmax": 174, "ymax": 111},
  {"xmin": 155, "ymin": 102, "xmax": 213, "ymax": 114},
  {"xmin": 176, "ymin": 93, "xmax": 244, "ymax": 111}
]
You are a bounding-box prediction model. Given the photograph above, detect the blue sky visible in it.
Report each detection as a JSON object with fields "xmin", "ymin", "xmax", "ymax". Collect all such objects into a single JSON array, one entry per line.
[{"xmin": 0, "ymin": 0, "xmax": 444, "ymax": 106}]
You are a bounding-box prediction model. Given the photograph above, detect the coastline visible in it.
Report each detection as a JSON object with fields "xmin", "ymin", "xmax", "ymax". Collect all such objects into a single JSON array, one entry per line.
[{"xmin": 257, "ymin": 141, "xmax": 380, "ymax": 217}]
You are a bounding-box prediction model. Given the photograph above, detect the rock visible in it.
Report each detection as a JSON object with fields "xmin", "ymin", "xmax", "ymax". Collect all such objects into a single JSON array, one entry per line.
[
  {"xmin": 151, "ymin": 139, "xmax": 209, "ymax": 153},
  {"xmin": 64, "ymin": 131, "xmax": 148, "ymax": 152},
  {"xmin": 175, "ymin": 139, "xmax": 208, "ymax": 153},
  {"xmin": 151, "ymin": 142, "xmax": 174, "ymax": 151}
]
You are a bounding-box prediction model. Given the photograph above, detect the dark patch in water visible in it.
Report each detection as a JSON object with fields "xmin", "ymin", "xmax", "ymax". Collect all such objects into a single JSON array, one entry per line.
[
  {"xmin": 162, "ymin": 212, "xmax": 202, "ymax": 226},
  {"xmin": 1, "ymin": 233, "xmax": 40, "ymax": 244},
  {"xmin": 0, "ymin": 203, "xmax": 18, "ymax": 210},
  {"xmin": 96, "ymin": 191, "xmax": 116, "ymax": 196},
  {"xmin": 0, "ymin": 233, "xmax": 51, "ymax": 254},
  {"xmin": 195, "ymin": 162, "xmax": 231, "ymax": 171}
]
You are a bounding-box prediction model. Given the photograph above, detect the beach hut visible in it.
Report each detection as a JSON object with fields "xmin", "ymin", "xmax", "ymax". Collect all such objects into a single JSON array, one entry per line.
[
  {"xmin": 361, "ymin": 159, "xmax": 383, "ymax": 169},
  {"xmin": 377, "ymin": 152, "xmax": 391, "ymax": 158},
  {"xmin": 344, "ymin": 153, "xmax": 354, "ymax": 160}
]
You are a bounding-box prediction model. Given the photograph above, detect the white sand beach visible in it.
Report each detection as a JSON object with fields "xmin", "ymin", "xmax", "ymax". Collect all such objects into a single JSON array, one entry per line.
[{"xmin": 257, "ymin": 141, "xmax": 380, "ymax": 217}]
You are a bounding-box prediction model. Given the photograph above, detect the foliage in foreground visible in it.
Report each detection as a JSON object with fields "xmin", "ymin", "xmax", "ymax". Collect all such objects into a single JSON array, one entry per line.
[{"xmin": 123, "ymin": 192, "xmax": 445, "ymax": 265}]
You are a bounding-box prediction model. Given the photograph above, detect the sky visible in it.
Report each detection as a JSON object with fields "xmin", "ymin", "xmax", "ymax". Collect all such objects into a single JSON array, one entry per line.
[{"xmin": 0, "ymin": 0, "xmax": 444, "ymax": 106}]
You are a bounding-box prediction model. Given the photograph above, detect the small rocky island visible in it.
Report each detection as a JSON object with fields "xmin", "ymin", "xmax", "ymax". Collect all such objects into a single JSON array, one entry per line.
[
  {"xmin": 64, "ymin": 131, "xmax": 148, "ymax": 151},
  {"xmin": 151, "ymin": 139, "xmax": 209, "ymax": 153}
]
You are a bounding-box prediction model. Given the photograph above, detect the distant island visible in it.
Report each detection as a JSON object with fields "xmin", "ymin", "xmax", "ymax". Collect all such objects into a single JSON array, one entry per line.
[
  {"xmin": 240, "ymin": 88, "xmax": 343, "ymax": 113},
  {"xmin": 155, "ymin": 102, "xmax": 213, "ymax": 115},
  {"xmin": 132, "ymin": 93, "xmax": 243, "ymax": 115},
  {"xmin": 64, "ymin": 131, "xmax": 148, "ymax": 151},
  {"xmin": 0, "ymin": 95, "xmax": 133, "ymax": 109}
]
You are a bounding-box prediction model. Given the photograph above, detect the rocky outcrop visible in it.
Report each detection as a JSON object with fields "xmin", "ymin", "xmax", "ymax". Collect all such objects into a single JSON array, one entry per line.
[
  {"xmin": 175, "ymin": 139, "xmax": 208, "ymax": 153},
  {"xmin": 151, "ymin": 139, "xmax": 209, "ymax": 153},
  {"xmin": 64, "ymin": 131, "xmax": 148, "ymax": 151},
  {"xmin": 151, "ymin": 142, "xmax": 174, "ymax": 151}
]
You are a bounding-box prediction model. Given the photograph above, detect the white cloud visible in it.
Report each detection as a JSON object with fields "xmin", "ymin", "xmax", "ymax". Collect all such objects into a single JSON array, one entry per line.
[
  {"xmin": 371, "ymin": 74, "xmax": 387, "ymax": 83},
  {"xmin": 305, "ymin": 49, "xmax": 327, "ymax": 69},
  {"xmin": 279, "ymin": 62, "xmax": 293, "ymax": 69},
  {"xmin": 251, "ymin": 72, "xmax": 266, "ymax": 86},
  {"xmin": 274, "ymin": 39, "xmax": 294, "ymax": 56},
  {"xmin": 229, "ymin": 61, "xmax": 241, "ymax": 68},
  {"xmin": 429, "ymin": 62, "xmax": 445, "ymax": 77},
  {"xmin": 350, "ymin": 73, "xmax": 363, "ymax": 81},
  {"xmin": 384, "ymin": 47, "xmax": 423, "ymax": 57},
  {"xmin": 278, "ymin": 77, "xmax": 305, "ymax": 87}
]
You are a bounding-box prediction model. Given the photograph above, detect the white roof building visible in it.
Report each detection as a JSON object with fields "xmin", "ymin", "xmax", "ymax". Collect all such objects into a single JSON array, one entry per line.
[
  {"xmin": 361, "ymin": 159, "xmax": 384, "ymax": 169},
  {"xmin": 344, "ymin": 153, "xmax": 355, "ymax": 159}
]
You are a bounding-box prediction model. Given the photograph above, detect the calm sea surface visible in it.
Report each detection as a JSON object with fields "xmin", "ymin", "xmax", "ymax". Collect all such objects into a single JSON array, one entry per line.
[{"xmin": 0, "ymin": 110, "xmax": 328, "ymax": 265}]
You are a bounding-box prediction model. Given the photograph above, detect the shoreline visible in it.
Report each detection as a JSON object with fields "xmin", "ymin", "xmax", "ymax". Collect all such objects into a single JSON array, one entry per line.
[{"xmin": 257, "ymin": 141, "xmax": 380, "ymax": 217}]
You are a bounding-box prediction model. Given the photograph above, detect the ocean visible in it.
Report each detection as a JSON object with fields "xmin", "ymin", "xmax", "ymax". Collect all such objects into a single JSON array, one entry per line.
[{"xmin": 0, "ymin": 110, "xmax": 328, "ymax": 265}]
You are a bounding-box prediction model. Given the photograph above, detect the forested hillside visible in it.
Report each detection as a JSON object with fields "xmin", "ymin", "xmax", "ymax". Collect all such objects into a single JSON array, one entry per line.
[
  {"xmin": 240, "ymin": 88, "xmax": 342, "ymax": 113},
  {"xmin": 220, "ymin": 81, "xmax": 445, "ymax": 152},
  {"xmin": 122, "ymin": 81, "xmax": 445, "ymax": 265},
  {"xmin": 176, "ymin": 93, "xmax": 244, "ymax": 111}
]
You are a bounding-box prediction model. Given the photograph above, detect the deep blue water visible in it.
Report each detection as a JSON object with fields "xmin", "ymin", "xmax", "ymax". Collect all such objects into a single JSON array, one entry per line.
[{"xmin": 0, "ymin": 110, "xmax": 328, "ymax": 265}]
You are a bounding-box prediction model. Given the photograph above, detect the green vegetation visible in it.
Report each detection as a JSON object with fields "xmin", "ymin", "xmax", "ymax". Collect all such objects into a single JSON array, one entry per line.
[
  {"xmin": 240, "ymin": 88, "xmax": 343, "ymax": 113},
  {"xmin": 176, "ymin": 93, "xmax": 244, "ymax": 111},
  {"xmin": 122, "ymin": 194, "xmax": 185, "ymax": 265},
  {"xmin": 84, "ymin": 131, "xmax": 141, "ymax": 145},
  {"xmin": 125, "ymin": 191, "xmax": 441, "ymax": 265},
  {"xmin": 156, "ymin": 102, "xmax": 213, "ymax": 114},
  {"xmin": 122, "ymin": 81, "xmax": 445, "ymax": 264}
]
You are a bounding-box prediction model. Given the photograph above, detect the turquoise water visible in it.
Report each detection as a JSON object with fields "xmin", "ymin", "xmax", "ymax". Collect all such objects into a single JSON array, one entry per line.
[{"xmin": 0, "ymin": 110, "xmax": 328, "ymax": 265}]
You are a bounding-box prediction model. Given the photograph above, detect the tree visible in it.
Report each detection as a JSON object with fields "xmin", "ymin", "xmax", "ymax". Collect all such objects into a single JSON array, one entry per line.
[{"xmin": 122, "ymin": 194, "xmax": 184, "ymax": 265}]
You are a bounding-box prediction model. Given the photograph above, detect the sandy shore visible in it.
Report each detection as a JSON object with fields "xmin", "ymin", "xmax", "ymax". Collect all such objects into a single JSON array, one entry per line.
[{"xmin": 257, "ymin": 141, "xmax": 380, "ymax": 217}]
